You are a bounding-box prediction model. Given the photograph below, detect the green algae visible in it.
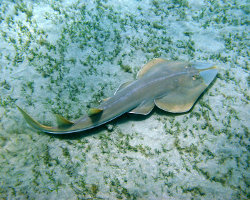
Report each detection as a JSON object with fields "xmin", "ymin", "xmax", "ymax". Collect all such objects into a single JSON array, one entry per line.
[{"xmin": 0, "ymin": 0, "xmax": 249, "ymax": 199}]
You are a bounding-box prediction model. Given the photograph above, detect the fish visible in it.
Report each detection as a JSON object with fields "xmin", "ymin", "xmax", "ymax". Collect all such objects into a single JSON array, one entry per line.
[{"xmin": 17, "ymin": 58, "xmax": 217, "ymax": 134}]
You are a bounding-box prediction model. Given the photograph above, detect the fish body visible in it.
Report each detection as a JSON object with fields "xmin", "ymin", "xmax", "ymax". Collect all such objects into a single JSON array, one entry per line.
[{"xmin": 18, "ymin": 58, "xmax": 217, "ymax": 134}]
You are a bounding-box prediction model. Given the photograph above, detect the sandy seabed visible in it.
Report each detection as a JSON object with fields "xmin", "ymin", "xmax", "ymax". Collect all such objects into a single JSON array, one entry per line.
[{"xmin": 0, "ymin": 0, "xmax": 249, "ymax": 199}]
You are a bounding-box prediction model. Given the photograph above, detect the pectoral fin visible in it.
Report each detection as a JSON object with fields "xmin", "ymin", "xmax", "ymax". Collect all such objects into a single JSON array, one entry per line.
[
  {"xmin": 154, "ymin": 84, "xmax": 207, "ymax": 113},
  {"xmin": 129, "ymin": 99, "xmax": 154, "ymax": 115}
]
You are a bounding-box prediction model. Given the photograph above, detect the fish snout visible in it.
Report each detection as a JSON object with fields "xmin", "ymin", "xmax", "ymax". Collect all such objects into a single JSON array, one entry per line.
[{"xmin": 193, "ymin": 63, "xmax": 218, "ymax": 86}]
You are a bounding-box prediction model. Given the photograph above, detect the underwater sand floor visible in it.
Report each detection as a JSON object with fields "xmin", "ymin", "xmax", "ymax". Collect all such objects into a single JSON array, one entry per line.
[{"xmin": 0, "ymin": 0, "xmax": 249, "ymax": 199}]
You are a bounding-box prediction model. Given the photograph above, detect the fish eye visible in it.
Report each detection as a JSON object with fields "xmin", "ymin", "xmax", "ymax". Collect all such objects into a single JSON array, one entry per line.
[{"xmin": 192, "ymin": 74, "xmax": 200, "ymax": 80}]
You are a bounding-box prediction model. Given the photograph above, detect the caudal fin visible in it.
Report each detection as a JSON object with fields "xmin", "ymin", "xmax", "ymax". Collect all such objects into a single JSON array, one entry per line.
[{"xmin": 17, "ymin": 105, "xmax": 74, "ymax": 133}]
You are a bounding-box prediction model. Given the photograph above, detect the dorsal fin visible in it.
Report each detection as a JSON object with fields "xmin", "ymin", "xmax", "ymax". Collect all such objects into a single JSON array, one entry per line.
[
  {"xmin": 102, "ymin": 97, "xmax": 110, "ymax": 102},
  {"xmin": 88, "ymin": 108, "xmax": 103, "ymax": 117},
  {"xmin": 114, "ymin": 81, "xmax": 133, "ymax": 95},
  {"xmin": 137, "ymin": 58, "xmax": 167, "ymax": 78},
  {"xmin": 56, "ymin": 114, "xmax": 74, "ymax": 128}
]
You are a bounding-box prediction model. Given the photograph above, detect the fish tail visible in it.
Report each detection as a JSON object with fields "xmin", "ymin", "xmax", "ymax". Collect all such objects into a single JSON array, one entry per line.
[{"xmin": 17, "ymin": 105, "xmax": 72, "ymax": 133}]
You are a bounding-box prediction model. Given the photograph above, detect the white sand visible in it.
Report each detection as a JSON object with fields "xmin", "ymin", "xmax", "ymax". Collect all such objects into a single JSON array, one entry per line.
[{"xmin": 0, "ymin": 0, "xmax": 249, "ymax": 199}]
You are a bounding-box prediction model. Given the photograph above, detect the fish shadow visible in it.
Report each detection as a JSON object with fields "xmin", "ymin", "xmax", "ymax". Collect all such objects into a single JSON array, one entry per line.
[{"xmin": 50, "ymin": 108, "xmax": 179, "ymax": 140}]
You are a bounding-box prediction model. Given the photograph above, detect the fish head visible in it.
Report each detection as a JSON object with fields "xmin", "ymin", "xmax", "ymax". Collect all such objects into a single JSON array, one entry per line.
[
  {"xmin": 183, "ymin": 62, "xmax": 218, "ymax": 87},
  {"xmin": 154, "ymin": 61, "xmax": 218, "ymax": 113},
  {"xmin": 192, "ymin": 63, "xmax": 218, "ymax": 85}
]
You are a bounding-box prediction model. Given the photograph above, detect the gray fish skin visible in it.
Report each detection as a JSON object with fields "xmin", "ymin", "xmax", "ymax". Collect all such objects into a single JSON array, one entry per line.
[{"xmin": 17, "ymin": 59, "xmax": 217, "ymax": 134}]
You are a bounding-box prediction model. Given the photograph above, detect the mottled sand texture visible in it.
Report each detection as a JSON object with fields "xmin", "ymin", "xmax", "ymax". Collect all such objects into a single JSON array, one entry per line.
[{"xmin": 0, "ymin": 0, "xmax": 249, "ymax": 199}]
